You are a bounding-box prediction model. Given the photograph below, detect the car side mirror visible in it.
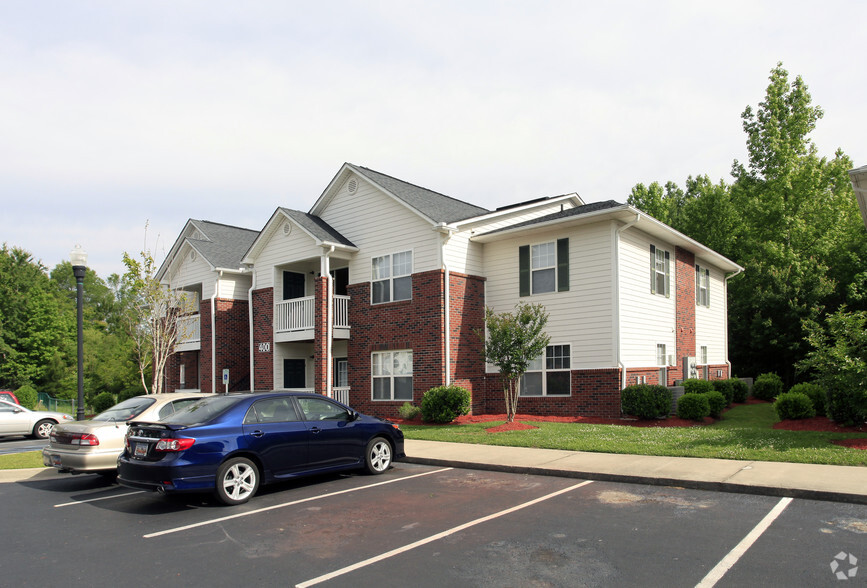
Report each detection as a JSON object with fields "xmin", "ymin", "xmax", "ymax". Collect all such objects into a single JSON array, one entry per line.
[{"xmin": 347, "ymin": 411, "xmax": 359, "ymax": 422}]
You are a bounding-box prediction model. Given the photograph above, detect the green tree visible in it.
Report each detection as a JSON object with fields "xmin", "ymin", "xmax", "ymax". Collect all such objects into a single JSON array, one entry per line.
[
  {"xmin": 0, "ymin": 245, "xmax": 72, "ymax": 389},
  {"xmin": 478, "ymin": 302, "xmax": 550, "ymax": 422},
  {"xmin": 121, "ymin": 243, "xmax": 188, "ymax": 394}
]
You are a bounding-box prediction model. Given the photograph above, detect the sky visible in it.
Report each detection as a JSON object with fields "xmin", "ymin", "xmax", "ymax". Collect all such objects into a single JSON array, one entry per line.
[{"xmin": 2, "ymin": 1, "xmax": 865, "ymax": 279}]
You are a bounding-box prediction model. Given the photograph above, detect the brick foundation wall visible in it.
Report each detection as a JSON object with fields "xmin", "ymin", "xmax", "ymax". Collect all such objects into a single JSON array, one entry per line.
[
  {"xmin": 447, "ymin": 272, "xmax": 487, "ymax": 414},
  {"xmin": 165, "ymin": 351, "xmax": 200, "ymax": 392},
  {"xmin": 480, "ymin": 368, "xmax": 623, "ymax": 418},
  {"xmin": 199, "ymin": 302, "xmax": 213, "ymax": 393},
  {"xmin": 347, "ymin": 270, "xmax": 446, "ymax": 419},
  {"xmin": 251, "ymin": 287, "xmax": 274, "ymax": 390},
  {"xmin": 673, "ymin": 247, "xmax": 696, "ymax": 383}
]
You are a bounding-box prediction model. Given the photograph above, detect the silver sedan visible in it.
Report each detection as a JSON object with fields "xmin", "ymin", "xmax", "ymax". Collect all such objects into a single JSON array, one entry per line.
[{"xmin": 0, "ymin": 399, "xmax": 74, "ymax": 439}]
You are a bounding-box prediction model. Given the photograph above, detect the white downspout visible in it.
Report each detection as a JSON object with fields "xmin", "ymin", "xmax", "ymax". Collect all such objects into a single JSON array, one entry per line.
[
  {"xmin": 321, "ymin": 246, "xmax": 335, "ymax": 398},
  {"xmin": 248, "ymin": 270, "xmax": 256, "ymax": 391},
  {"xmin": 210, "ymin": 272, "xmax": 221, "ymax": 394},
  {"xmin": 435, "ymin": 224, "xmax": 454, "ymax": 386},
  {"xmin": 614, "ymin": 213, "xmax": 641, "ymax": 391},
  {"xmin": 724, "ymin": 267, "xmax": 744, "ymax": 377}
]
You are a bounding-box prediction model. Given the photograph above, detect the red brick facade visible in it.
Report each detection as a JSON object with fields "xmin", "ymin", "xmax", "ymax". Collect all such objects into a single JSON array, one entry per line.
[{"xmin": 251, "ymin": 287, "xmax": 274, "ymax": 390}]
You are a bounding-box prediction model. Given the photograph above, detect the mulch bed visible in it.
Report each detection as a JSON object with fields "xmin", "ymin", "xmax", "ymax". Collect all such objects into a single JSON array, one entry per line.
[{"xmin": 397, "ymin": 400, "xmax": 867, "ymax": 449}]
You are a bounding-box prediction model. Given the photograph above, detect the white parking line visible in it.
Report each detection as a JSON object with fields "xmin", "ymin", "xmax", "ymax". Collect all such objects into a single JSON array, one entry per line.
[
  {"xmin": 695, "ymin": 496, "xmax": 793, "ymax": 588},
  {"xmin": 54, "ymin": 491, "xmax": 145, "ymax": 508},
  {"xmin": 144, "ymin": 467, "xmax": 453, "ymax": 539},
  {"xmin": 295, "ymin": 479, "xmax": 595, "ymax": 588}
]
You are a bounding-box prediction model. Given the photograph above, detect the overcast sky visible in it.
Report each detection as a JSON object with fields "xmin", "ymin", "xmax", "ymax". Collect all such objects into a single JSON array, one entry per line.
[{"xmin": 2, "ymin": 1, "xmax": 864, "ymax": 278}]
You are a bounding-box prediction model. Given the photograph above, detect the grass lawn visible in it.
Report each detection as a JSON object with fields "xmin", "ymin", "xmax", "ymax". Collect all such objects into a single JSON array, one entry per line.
[
  {"xmin": 402, "ymin": 403, "xmax": 867, "ymax": 467},
  {"xmin": 0, "ymin": 451, "xmax": 45, "ymax": 469}
]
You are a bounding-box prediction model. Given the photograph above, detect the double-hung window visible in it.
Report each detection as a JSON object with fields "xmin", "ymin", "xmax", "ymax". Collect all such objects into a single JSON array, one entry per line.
[
  {"xmin": 695, "ymin": 265, "xmax": 710, "ymax": 307},
  {"xmin": 372, "ymin": 350, "xmax": 413, "ymax": 401},
  {"xmin": 372, "ymin": 251, "xmax": 412, "ymax": 304},
  {"xmin": 519, "ymin": 239, "xmax": 569, "ymax": 296},
  {"xmin": 650, "ymin": 245, "xmax": 670, "ymax": 297},
  {"xmin": 520, "ymin": 344, "xmax": 571, "ymax": 396}
]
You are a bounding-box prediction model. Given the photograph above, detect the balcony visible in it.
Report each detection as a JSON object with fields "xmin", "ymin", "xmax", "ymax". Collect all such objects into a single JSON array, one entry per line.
[
  {"xmin": 274, "ymin": 295, "xmax": 350, "ymax": 342},
  {"xmin": 175, "ymin": 314, "xmax": 201, "ymax": 351}
]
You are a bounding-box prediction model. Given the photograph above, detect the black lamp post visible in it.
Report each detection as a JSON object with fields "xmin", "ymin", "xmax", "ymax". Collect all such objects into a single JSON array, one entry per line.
[{"xmin": 70, "ymin": 245, "xmax": 87, "ymax": 421}]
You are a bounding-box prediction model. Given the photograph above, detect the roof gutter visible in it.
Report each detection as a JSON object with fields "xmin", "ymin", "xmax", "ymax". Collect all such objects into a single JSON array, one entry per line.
[
  {"xmin": 434, "ymin": 223, "xmax": 458, "ymax": 386},
  {"xmin": 724, "ymin": 267, "xmax": 744, "ymax": 377}
]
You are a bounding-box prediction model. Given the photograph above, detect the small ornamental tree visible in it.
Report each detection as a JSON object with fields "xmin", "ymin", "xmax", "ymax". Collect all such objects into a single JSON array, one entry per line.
[{"xmin": 478, "ymin": 303, "xmax": 550, "ymax": 423}]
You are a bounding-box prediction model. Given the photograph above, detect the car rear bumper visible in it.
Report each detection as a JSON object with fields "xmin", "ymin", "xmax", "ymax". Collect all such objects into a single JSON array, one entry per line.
[
  {"xmin": 42, "ymin": 447, "xmax": 120, "ymax": 473},
  {"xmin": 117, "ymin": 457, "xmax": 216, "ymax": 493}
]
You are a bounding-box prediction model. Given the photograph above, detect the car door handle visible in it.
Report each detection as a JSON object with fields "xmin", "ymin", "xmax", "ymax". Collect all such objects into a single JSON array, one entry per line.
[
  {"xmin": 250, "ymin": 430, "xmax": 265, "ymax": 438},
  {"xmin": 310, "ymin": 427, "xmax": 321, "ymax": 434}
]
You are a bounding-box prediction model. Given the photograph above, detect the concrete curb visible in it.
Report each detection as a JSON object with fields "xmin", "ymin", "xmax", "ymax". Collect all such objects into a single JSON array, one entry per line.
[{"xmin": 0, "ymin": 467, "xmax": 65, "ymax": 483}]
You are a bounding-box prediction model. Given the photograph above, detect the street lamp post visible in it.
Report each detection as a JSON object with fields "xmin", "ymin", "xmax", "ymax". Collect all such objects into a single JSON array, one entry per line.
[{"xmin": 70, "ymin": 245, "xmax": 88, "ymax": 421}]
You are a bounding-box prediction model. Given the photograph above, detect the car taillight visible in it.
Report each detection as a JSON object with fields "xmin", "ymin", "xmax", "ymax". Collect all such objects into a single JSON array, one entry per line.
[
  {"xmin": 68, "ymin": 433, "xmax": 99, "ymax": 446},
  {"xmin": 154, "ymin": 438, "xmax": 195, "ymax": 452}
]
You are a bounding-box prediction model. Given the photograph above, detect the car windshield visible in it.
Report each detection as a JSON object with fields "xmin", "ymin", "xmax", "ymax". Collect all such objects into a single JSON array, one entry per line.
[
  {"xmin": 92, "ymin": 397, "xmax": 156, "ymax": 422},
  {"xmin": 160, "ymin": 396, "xmax": 242, "ymax": 426}
]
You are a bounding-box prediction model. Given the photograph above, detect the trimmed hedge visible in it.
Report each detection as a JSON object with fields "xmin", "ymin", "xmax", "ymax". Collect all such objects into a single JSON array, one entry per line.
[
  {"xmin": 704, "ymin": 391, "xmax": 727, "ymax": 419},
  {"xmin": 421, "ymin": 385, "xmax": 471, "ymax": 424},
  {"xmin": 398, "ymin": 402, "xmax": 422, "ymax": 420},
  {"xmin": 752, "ymin": 372, "xmax": 784, "ymax": 401},
  {"xmin": 676, "ymin": 393, "xmax": 710, "ymax": 421},
  {"xmin": 683, "ymin": 378, "xmax": 714, "ymax": 395},
  {"xmin": 92, "ymin": 392, "xmax": 117, "ymax": 414},
  {"xmin": 789, "ymin": 382, "xmax": 826, "ymax": 417},
  {"xmin": 826, "ymin": 385, "xmax": 867, "ymax": 427},
  {"xmin": 774, "ymin": 392, "xmax": 816, "ymax": 421},
  {"xmin": 621, "ymin": 384, "xmax": 672, "ymax": 419},
  {"xmin": 15, "ymin": 384, "xmax": 38, "ymax": 410},
  {"xmin": 711, "ymin": 379, "xmax": 735, "ymax": 405},
  {"xmin": 730, "ymin": 379, "xmax": 749, "ymax": 403}
]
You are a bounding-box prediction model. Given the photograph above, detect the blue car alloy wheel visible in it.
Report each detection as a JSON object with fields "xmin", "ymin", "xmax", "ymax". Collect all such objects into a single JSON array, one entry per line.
[{"xmin": 117, "ymin": 391, "xmax": 405, "ymax": 506}]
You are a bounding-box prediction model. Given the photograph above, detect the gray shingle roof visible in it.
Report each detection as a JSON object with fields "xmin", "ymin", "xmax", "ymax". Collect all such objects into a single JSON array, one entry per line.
[
  {"xmin": 278, "ymin": 209, "xmax": 356, "ymax": 247},
  {"xmin": 187, "ymin": 220, "xmax": 259, "ymax": 270},
  {"xmin": 352, "ymin": 166, "xmax": 489, "ymax": 223},
  {"xmin": 479, "ymin": 200, "xmax": 624, "ymax": 236}
]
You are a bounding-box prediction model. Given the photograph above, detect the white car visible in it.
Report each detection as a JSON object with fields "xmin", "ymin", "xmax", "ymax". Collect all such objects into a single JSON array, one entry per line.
[
  {"xmin": 0, "ymin": 398, "xmax": 74, "ymax": 439},
  {"xmin": 42, "ymin": 392, "xmax": 211, "ymax": 476}
]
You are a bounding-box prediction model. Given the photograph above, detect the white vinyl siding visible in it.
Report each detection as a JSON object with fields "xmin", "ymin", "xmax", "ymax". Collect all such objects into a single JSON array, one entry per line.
[
  {"xmin": 251, "ymin": 218, "xmax": 325, "ymax": 291},
  {"xmin": 217, "ymin": 274, "xmax": 252, "ymax": 300},
  {"xmin": 695, "ymin": 264, "xmax": 727, "ymax": 365},
  {"xmin": 483, "ymin": 221, "xmax": 614, "ymax": 370},
  {"xmin": 619, "ymin": 229, "xmax": 676, "ymax": 368},
  {"xmin": 318, "ymin": 175, "xmax": 440, "ymax": 285}
]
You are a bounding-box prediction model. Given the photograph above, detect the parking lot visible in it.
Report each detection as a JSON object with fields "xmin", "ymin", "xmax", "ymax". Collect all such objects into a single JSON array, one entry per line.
[{"xmin": 2, "ymin": 463, "xmax": 865, "ymax": 587}]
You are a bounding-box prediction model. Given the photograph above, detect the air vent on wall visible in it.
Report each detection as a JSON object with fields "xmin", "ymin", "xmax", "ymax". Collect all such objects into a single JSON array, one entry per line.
[
  {"xmin": 347, "ymin": 178, "xmax": 358, "ymax": 194},
  {"xmin": 190, "ymin": 250, "xmax": 197, "ymax": 261},
  {"xmin": 283, "ymin": 222, "xmax": 292, "ymax": 236}
]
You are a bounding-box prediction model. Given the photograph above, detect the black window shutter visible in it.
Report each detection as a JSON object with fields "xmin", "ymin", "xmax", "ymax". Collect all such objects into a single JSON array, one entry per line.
[
  {"xmin": 519, "ymin": 245, "xmax": 530, "ymax": 297},
  {"xmin": 664, "ymin": 250, "xmax": 671, "ymax": 298},
  {"xmin": 650, "ymin": 245, "xmax": 656, "ymax": 294},
  {"xmin": 695, "ymin": 264, "xmax": 700, "ymax": 304},
  {"xmin": 557, "ymin": 238, "xmax": 569, "ymax": 292}
]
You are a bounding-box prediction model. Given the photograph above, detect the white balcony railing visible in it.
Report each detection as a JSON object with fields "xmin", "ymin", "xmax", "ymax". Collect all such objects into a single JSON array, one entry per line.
[
  {"xmin": 176, "ymin": 314, "xmax": 201, "ymax": 344},
  {"xmin": 333, "ymin": 386, "xmax": 350, "ymax": 406},
  {"xmin": 275, "ymin": 295, "xmax": 350, "ymax": 334}
]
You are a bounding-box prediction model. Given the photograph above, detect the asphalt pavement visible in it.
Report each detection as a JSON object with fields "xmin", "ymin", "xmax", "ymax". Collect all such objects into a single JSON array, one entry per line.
[{"xmin": 4, "ymin": 439, "xmax": 866, "ymax": 505}]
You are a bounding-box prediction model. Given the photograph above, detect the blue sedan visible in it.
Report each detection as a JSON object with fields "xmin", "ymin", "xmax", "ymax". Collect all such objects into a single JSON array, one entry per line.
[{"xmin": 117, "ymin": 392, "xmax": 405, "ymax": 505}]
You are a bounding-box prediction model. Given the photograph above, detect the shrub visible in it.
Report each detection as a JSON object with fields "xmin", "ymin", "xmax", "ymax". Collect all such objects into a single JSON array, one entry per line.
[
  {"xmin": 774, "ymin": 392, "xmax": 816, "ymax": 421},
  {"xmin": 825, "ymin": 385, "xmax": 867, "ymax": 427},
  {"xmin": 92, "ymin": 392, "xmax": 117, "ymax": 414},
  {"xmin": 683, "ymin": 379, "xmax": 714, "ymax": 395},
  {"xmin": 621, "ymin": 384, "xmax": 672, "ymax": 419},
  {"xmin": 397, "ymin": 402, "xmax": 422, "ymax": 420},
  {"xmin": 788, "ymin": 382, "xmax": 826, "ymax": 417},
  {"xmin": 729, "ymin": 379, "xmax": 750, "ymax": 403},
  {"xmin": 711, "ymin": 379, "xmax": 734, "ymax": 405},
  {"xmin": 420, "ymin": 385, "xmax": 471, "ymax": 424},
  {"xmin": 752, "ymin": 372, "xmax": 784, "ymax": 401},
  {"xmin": 117, "ymin": 388, "xmax": 145, "ymax": 402},
  {"xmin": 14, "ymin": 384, "xmax": 38, "ymax": 409},
  {"xmin": 703, "ymin": 391, "xmax": 727, "ymax": 419},
  {"xmin": 676, "ymin": 393, "xmax": 710, "ymax": 421}
]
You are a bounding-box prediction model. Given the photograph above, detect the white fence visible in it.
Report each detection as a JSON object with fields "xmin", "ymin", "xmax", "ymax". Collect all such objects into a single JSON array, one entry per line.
[{"xmin": 275, "ymin": 295, "xmax": 350, "ymax": 333}]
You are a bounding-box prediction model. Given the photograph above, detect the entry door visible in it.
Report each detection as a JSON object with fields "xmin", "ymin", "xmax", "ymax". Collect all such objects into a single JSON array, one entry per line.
[
  {"xmin": 283, "ymin": 271, "xmax": 305, "ymax": 300},
  {"xmin": 330, "ymin": 267, "xmax": 349, "ymax": 296},
  {"xmin": 283, "ymin": 359, "xmax": 306, "ymax": 389}
]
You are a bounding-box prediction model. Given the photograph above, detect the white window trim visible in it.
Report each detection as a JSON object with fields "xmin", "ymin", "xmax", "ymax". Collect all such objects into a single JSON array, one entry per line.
[
  {"xmin": 530, "ymin": 240, "xmax": 557, "ymax": 295},
  {"xmin": 696, "ymin": 264, "xmax": 710, "ymax": 307},
  {"xmin": 656, "ymin": 343, "xmax": 667, "ymax": 367},
  {"xmin": 371, "ymin": 349, "xmax": 413, "ymax": 401},
  {"xmin": 371, "ymin": 250, "xmax": 413, "ymax": 305},
  {"xmin": 520, "ymin": 343, "xmax": 572, "ymax": 397}
]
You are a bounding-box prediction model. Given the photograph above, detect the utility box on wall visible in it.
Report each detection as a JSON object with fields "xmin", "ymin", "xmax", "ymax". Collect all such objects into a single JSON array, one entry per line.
[{"xmin": 682, "ymin": 356, "xmax": 697, "ymax": 380}]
